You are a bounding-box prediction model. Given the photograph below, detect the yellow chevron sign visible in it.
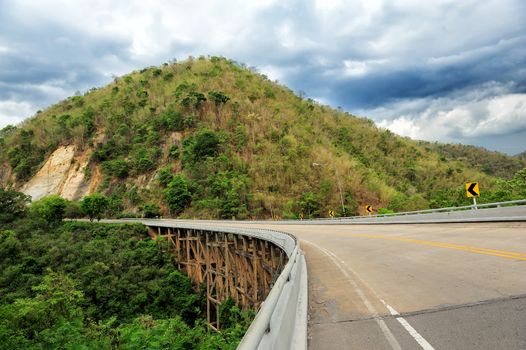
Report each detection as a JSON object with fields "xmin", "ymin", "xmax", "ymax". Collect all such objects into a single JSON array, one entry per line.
[
  {"xmin": 328, "ymin": 210, "xmax": 335, "ymax": 217},
  {"xmin": 466, "ymin": 182, "xmax": 480, "ymax": 198},
  {"xmin": 365, "ymin": 205, "xmax": 374, "ymax": 213}
]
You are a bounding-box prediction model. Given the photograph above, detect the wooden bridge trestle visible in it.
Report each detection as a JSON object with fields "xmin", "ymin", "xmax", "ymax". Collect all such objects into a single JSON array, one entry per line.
[{"xmin": 148, "ymin": 226, "xmax": 288, "ymax": 330}]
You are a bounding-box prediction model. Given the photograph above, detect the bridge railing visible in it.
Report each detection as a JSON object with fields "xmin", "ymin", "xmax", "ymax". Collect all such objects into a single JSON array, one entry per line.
[
  {"xmin": 257, "ymin": 199, "xmax": 524, "ymax": 224},
  {"xmin": 132, "ymin": 220, "xmax": 308, "ymax": 350},
  {"xmin": 309, "ymin": 199, "xmax": 526, "ymax": 221}
]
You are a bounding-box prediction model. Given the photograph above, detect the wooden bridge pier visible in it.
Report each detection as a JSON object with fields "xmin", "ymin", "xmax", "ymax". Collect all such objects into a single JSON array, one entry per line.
[{"xmin": 148, "ymin": 225, "xmax": 288, "ymax": 330}]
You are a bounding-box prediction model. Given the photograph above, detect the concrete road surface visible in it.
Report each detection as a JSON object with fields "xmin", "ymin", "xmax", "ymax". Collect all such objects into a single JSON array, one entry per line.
[{"xmin": 221, "ymin": 222, "xmax": 526, "ymax": 350}]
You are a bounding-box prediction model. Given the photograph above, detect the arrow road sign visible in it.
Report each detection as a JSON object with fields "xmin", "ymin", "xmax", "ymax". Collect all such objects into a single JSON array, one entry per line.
[
  {"xmin": 466, "ymin": 182, "xmax": 480, "ymax": 197},
  {"xmin": 365, "ymin": 205, "xmax": 373, "ymax": 213},
  {"xmin": 328, "ymin": 210, "xmax": 335, "ymax": 217}
]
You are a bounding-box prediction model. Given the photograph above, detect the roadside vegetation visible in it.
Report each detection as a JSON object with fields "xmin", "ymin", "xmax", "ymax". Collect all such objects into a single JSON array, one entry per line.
[
  {"xmin": 1, "ymin": 56, "xmax": 525, "ymax": 219},
  {"xmin": 0, "ymin": 188, "xmax": 252, "ymax": 349}
]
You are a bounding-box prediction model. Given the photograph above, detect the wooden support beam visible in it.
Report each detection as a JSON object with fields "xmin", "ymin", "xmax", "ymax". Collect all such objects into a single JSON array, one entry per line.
[{"xmin": 148, "ymin": 225, "xmax": 286, "ymax": 330}]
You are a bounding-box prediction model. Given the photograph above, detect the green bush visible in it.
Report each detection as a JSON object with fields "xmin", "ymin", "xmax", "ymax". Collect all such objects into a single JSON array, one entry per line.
[
  {"xmin": 101, "ymin": 159, "xmax": 129, "ymax": 178},
  {"xmin": 299, "ymin": 191, "xmax": 320, "ymax": 218},
  {"xmin": 183, "ymin": 128, "xmax": 221, "ymax": 164},
  {"xmin": 142, "ymin": 203, "xmax": 161, "ymax": 218},
  {"xmin": 157, "ymin": 166, "xmax": 175, "ymax": 187},
  {"xmin": 64, "ymin": 200, "xmax": 83, "ymax": 219},
  {"xmin": 377, "ymin": 208, "xmax": 394, "ymax": 215},
  {"xmin": 164, "ymin": 176, "xmax": 192, "ymax": 214},
  {"xmin": 0, "ymin": 189, "xmax": 30, "ymax": 223},
  {"xmin": 208, "ymin": 91, "xmax": 230, "ymax": 107},
  {"xmin": 81, "ymin": 193, "xmax": 110, "ymax": 221},
  {"xmin": 30, "ymin": 195, "xmax": 67, "ymax": 225},
  {"xmin": 169, "ymin": 144, "xmax": 180, "ymax": 159}
]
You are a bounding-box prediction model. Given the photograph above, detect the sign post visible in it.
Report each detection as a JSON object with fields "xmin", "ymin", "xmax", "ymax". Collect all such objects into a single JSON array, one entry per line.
[{"xmin": 465, "ymin": 182, "xmax": 480, "ymax": 209}]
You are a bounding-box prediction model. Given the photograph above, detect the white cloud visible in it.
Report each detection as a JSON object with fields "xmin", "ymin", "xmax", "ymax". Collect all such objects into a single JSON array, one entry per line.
[
  {"xmin": 0, "ymin": 45, "xmax": 12, "ymax": 54},
  {"xmin": 374, "ymin": 85, "xmax": 526, "ymax": 143},
  {"xmin": 342, "ymin": 59, "xmax": 387, "ymax": 77},
  {"xmin": 0, "ymin": 100, "xmax": 36, "ymax": 127}
]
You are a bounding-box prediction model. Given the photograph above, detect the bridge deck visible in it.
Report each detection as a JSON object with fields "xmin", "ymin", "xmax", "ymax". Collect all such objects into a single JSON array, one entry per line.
[{"xmin": 216, "ymin": 221, "xmax": 526, "ymax": 350}]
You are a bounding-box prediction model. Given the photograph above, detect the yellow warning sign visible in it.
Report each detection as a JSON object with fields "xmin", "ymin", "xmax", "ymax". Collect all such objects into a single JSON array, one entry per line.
[
  {"xmin": 365, "ymin": 205, "xmax": 373, "ymax": 213},
  {"xmin": 328, "ymin": 210, "xmax": 335, "ymax": 218}
]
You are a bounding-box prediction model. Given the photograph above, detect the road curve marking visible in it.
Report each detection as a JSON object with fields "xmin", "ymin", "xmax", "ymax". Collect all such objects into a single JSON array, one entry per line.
[
  {"xmin": 302, "ymin": 240, "xmax": 402, "ymax": 350},
  {"xmin": 380, "ymin": 300, "xmax": 436, "ymax": 350},
  {"xmin": 349, "ymin": 233, "xmax": 526, "ymax": 261}
]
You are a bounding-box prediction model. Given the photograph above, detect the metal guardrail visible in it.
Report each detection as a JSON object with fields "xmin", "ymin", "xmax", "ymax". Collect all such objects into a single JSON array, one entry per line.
[
  {"xmin": 312, "ymin": 199, "xmax": 526, "ymax": 221},
  {"xmin": 107, "ymin": 219, "xmax": 308, "ymax": 350},
  {"xmin": 208, "ymin": 199, "xmax": 525, "ymax": 224},
  {"xmin": 138, "ymin": 200, "xmax": 526, "ymax": 226}
]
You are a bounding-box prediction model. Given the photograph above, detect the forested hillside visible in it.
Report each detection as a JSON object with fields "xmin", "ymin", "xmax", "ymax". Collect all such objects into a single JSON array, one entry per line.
[
  {"xmin": 420, "ymin": 142, "xmax": 525, "ymax": 180},
  {"xmin": 1, "ymin": 56, "xmax": 524, "ymax": 218},
  {"xmin": 0, "ymin": 189, "xmax": 250, "ymax": 349}
]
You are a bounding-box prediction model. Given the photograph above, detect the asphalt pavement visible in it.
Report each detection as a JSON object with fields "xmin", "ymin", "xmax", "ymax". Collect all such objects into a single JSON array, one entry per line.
[{"xmin": 231, "ymin": 222, "xmax": 526, "ymax": 350}]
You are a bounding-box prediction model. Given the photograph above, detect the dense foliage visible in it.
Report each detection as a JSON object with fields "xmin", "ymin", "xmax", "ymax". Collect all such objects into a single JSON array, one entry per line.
[
  {"xmin": 1, "ymin": 56, "xmax": 525, "ymax": 218},
  {"xmin": 420, "ymin": 141, "xmax": 525, "ymax": 180},
  {"xmin": 0, "ymin": 191, "xmax": 251, "ymax": 349}
]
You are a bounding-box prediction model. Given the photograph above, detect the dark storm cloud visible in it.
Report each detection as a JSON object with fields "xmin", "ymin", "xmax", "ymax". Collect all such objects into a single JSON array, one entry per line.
[{"xmin": 0, "ymin": 0, "xmax": 525, "ymax": 153}]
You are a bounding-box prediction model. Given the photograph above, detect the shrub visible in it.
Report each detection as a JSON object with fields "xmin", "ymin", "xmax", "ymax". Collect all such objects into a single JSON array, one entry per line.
[
  {"xmin": 142, "ymin": 204, "xmax": 161, "ymax": 218},
  {"xmin": 81, "ymin": 193, "xmax": 110, "ymax": 221},
  {"xmin": 64, "ymin": 200, "xmax": 83, "ymax": 219},
  {"xmin": 169, "ymin": 144, "xmax": 180, "ymax": 159},
  {"xmin": 182, "ymin": 129, "xmax": 220, "ymax": 164},
  {"xmin": 0, "ymin": 189, "xmax": 30, "ymax": 223},
  {"xmin": 377, "ymin": 208, "xmax": 394, "ymax": 215},
  {"xmin": 30, "ymin": 195, "xmax": 67, "ymax": 225},
  {"xmin": 208, "ymin": 91, "xmax": 230, "ymax": 107},
  {"xmin": 299, "ymin": 191, "xmax": 320, "ymax": 218},
  {"xmin": 164, "ymin": 176, "xmax": 192, "ymax": 214},
  {"xmin": 101, "ymin": 159, "xmax": 129, "ymax": 178},
  {"xmin": 157, "ymin": 167, "xmax": 175, "ymax": 187}
]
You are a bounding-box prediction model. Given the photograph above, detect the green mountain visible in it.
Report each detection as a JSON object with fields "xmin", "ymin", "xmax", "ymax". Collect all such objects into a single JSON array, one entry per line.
[
  {"xmin": 0, "ymin": 56, "xmax": 523, "ymax": 218},
  {"xmin": 419, "ymin": 142, "xmax": 525, "ymax": 180}
]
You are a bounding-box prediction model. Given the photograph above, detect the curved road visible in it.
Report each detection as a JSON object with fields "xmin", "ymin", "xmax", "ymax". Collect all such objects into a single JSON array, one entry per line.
[{"xmin": 219, "ymin": 222, "xmax": 526, "ymax": 349}]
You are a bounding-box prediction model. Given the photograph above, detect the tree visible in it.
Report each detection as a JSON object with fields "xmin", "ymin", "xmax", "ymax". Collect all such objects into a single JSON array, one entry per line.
[
  {"xmin": 207, "ymin": 91, "xmax": 230, "ymax": 107},
  {"xmin": 157, "ymin": 167, "xmax": 175, "ymax": 187},
  {"xmin": 64, "ymin": 200, "xmax": 83, "ymax": 219},
  {"xmin": 164, "ymin": 176, "xmax": 192, "ymax": 214},
  {"xmin": 81, "ymin": 193, "xmax": 110, "ymax": 221},
  {"xmin": 183, "ymin": 129, "xmax": 220, "ymax": 164},
  {"xmin": 299, "ymin": 191, "xmax": 320, "ymax": 218},
  {"xmin": 30, "ymin": 195, "xmax": 67, "ymax": 225},
  {"xmin": 208, "ymin": 91, "xmax": 229, "ymax": 119},
  {"xmin": 0, "ymin": 189, "xmax": 30, "ymax": 223},
  {"xmin": 142, "ymin": 204, "xmax": 161, "ymax": 218}
]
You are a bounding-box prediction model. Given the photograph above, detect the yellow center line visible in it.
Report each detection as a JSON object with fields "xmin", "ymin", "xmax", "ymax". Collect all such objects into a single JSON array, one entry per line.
[{"xmin": 349, "ymin": 233, "xmax": 526, "ymax": 261}]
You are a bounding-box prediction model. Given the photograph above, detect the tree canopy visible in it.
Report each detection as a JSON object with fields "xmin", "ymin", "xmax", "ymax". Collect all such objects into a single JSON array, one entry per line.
[{"xmin": 81, "ymin": 193, "xmax": 110, "ymax": 221}]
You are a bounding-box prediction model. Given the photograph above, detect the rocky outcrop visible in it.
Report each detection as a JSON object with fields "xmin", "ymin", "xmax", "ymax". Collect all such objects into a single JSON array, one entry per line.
[
  {"xmin": 21, "ymin": 145, "xmax": 95, "ymax": 201},
  {"xmin": 22, "ymin": 145, "xmax": 76, "ymax": 200},
  {"xmin": 59, "ymin": 148, "xmax": 92, "ymax": 200}
]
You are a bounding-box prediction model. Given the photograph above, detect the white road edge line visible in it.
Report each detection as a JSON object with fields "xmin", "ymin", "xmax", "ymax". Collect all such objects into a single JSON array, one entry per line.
[
  {"xmin": 380, "ymin": 300, "xmax": 435, "ymax": 350},
  {"xmin": 303, "ymin": 240, "xmax": 402, "ymax": 350}
]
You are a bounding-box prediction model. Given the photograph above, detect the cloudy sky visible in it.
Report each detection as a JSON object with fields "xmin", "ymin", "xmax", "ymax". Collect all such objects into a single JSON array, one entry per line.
[{"xmin": 1, "ymin": 0, "xmax": 525, "ymax": 154}]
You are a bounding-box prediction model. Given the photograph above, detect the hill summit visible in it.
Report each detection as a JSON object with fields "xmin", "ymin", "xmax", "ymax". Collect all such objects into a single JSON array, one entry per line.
[{"xmin": 1, "ymin": 56, "xmax": 524, "ymax": 218}]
